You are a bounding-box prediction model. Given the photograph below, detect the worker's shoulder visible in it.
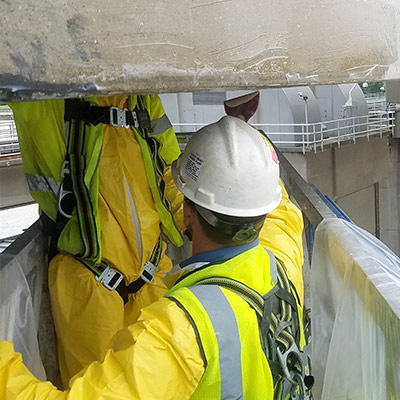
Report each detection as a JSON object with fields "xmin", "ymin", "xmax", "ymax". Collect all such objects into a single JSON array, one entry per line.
[{"xmin": 136, "ymin": 295, "xmax": 195, "ymax": 331}]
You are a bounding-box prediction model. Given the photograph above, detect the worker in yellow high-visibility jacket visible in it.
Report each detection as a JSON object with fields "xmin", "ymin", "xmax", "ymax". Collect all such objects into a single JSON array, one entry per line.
[
  {"xmin": 0, "ymin": 116, "xmax": 309, "ymax": 399},
  {"xmin": 9, "ymin": 95, "xmax": 185, "ymax": 387}
]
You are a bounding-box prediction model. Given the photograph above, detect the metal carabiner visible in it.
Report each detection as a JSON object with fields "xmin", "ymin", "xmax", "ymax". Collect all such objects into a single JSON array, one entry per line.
[{"xmin": 58, "ymin": 183, "xmax": 74, "ymax": 219}]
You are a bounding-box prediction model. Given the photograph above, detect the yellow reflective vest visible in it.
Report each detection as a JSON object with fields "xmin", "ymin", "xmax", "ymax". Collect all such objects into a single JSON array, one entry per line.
[
  {"xmin": 9, "ymin": 95, "xmax": 183, "ymax": 265},
  {"xmin": 0, "ymin": 243, "xmax": 305, "ymax": 399},
  {"xmin": 166, "ymin": 244, "xmax": 306, "ymax": 399},
  {"xmin": 166, "ymin": 245, "xmax": 276, "ymax": 398}
]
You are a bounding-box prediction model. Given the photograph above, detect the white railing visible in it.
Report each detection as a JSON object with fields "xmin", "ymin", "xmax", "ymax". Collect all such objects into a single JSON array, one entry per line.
[
  {"xmin": 174, "ymin": 111, "xmax": 395, "ymax": 154},
  {"xmin": 0, "ymin": 108, "xmax": 19, "ymax": 157},
  {"xmin": 0, "ymin": 109, "xmax": 395, "ymax": 157}
]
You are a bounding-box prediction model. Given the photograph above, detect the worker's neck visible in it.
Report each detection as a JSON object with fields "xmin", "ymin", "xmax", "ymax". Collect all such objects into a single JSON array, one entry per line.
[{"xmin": 191, "ymin": 232, "xmax": 227, "ymax": 256}]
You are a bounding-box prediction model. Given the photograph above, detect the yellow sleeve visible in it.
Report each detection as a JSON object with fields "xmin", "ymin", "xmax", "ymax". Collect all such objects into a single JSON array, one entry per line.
[
  {"xmin": 147, "ymin": 94, "xmax": 181, "ymax": 165},
  {"xmin": 164, "ymin": 165, "xmax": 185, "ymax": 233},
  {"xmin": 259, "ymin": 181, "xmax": 305, "ymax": 303},
  {"xmin": 0, "ymin": 298, "xmax": 204, "ymax": 400},
  {"xmin": 148, "ymin": 94, "xmax": 185, "ymax": 233}
]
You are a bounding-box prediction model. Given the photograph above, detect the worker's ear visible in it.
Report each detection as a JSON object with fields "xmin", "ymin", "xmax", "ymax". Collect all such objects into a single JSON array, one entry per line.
[{"xmin": 183, "ymin": 198, "xmax": 197, "ymax": 227}]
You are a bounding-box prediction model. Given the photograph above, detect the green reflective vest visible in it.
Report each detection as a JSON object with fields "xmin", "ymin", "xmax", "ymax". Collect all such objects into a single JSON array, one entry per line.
[
  {"xmin": 9, "ymin": 95, "xmax": 183, "ymax": 264},
  {"xmin": 167, "ymin": 245, "xmax": 306, "ymax": 399},
  {"xmin": 167, "ymin": 246, "xmax": 271, "ymax": 398}
]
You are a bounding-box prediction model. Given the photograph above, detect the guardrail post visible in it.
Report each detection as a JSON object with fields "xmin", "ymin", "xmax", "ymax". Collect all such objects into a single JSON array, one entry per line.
[
  {"xmin": 337, "ymin": 120, "xmax": 341, "ymax": 148},
  {"xmin": 302, "ymin": 124, "xmax": 305, "ymax": 154},
  {"xmin": 313, "ymin": 124, "xmax": 316, "ymax": 153}
]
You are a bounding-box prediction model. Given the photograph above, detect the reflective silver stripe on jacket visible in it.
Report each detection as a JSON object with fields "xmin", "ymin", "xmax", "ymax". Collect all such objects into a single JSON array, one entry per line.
[
  {"xmin": 266, "ymin": 249, "xmax": 277, "ymax": 285},
  {"xmin": 189, "ymin": 285, "xmax": 243, "ymax": 400},
  {"xmin": 25, "ymin": 173, "xmax": 61, "ymax": 196},
  {"xmin": 150, "ymin": 114, "xmax": 172, "ymax": 135}
]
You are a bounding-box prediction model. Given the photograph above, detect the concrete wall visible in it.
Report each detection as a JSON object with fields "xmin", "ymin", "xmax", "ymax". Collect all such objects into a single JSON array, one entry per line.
[
  {"xmin": 285, "ymin": 136, "xmax": 400, "ymax": 256},
  {"xmin": 0, "ymin": 158, "xmax": 31, "ymax": 209},
  {"xmin": 380, "ymin": 138, "xmax": 400, "ymax": 253},
  {"xmin": 1, "ymin": 0, "xmax": 400, "ymax": 100}
]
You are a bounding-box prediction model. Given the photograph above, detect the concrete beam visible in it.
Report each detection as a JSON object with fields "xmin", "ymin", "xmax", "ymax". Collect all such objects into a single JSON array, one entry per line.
[
  {"xmin": 277, "ymin": 148, "xmax": 337, "ymax": 228},
  {"xmin": 386, "ymin": 80, "xmax": 400, "ymax": 104},
  {"xmin": 1, "ymin": 0, "xmax": 400, "ymax": 101}
]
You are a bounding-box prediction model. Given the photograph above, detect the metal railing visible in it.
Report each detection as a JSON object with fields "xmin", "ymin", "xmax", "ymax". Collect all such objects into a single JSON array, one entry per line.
[
  {"xmin": 0, "ymin": 108, "xmax": 395, "ymax": 157},
  {"xmin": 0, "ymin": 108, "xmax": 19, "ymax": 157},
  {"xmin": 174, "ymin": 110, "xmax": 395, "ymax": 154}
]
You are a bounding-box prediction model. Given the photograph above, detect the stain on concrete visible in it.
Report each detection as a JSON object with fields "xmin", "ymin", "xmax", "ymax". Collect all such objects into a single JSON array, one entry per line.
[
  {"xmin": 9, "ymin": 53, "xmax": 31, "ymax": 77},
  {"xmin": 67, "ymin": 14, "xmax": 90, "ymax": 62},
  {"xmin": 30, "ymin": 39, "xmax": 47, "ymax": 79}
]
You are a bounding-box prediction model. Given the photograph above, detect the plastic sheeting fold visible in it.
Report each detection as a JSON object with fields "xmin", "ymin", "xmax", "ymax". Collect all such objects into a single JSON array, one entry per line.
[
  {"xmin": 311, "ymin": 218, "xmax": 400, "ymax": 399},
  {"xmin": 0, "ymin": 222, "xmax": 47, "ymax": 381}
]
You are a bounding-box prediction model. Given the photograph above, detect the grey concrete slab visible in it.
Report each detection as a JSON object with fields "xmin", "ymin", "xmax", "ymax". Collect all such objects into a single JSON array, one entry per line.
[
  {"xmin": 380, "ymin": 230, "xmax": 400, "ymax": 257},
  {"xmin": 379, "ymin": 188, "xmax": 400, "ymax": 231},
  {"xmin": 306, "ymin": 149, "xmax": 334, "ymax": 197},
  {"xmin": 333, "ymin": 137, "xmax": 389, "ymax": 197},
  {"xmin": 1, "ymin": 0, "xmax": 400, "ymax": 100},
  {"xmin": 0, "ymin": 163, "xmax": 32, "ymax": 208},
  {"xmin": 336, "ymin": 185, "xmax": 376, "ymax": 235}
]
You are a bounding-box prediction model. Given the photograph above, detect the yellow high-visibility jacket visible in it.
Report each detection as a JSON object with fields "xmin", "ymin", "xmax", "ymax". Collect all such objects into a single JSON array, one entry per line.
[
  {"xmin": 9, "ymin": 95, "xmax": 185, "ymax": 386},
  {"xmin": 0, "ymin": 178, "xmax": 305, "ymax": 399},
  {"xmin": 9, "ymin": 95, "xmax": 183, "ymax": 262},
  {"xmin": 0, "ymin": 242, "xmax": 304, "ymax": 399}
]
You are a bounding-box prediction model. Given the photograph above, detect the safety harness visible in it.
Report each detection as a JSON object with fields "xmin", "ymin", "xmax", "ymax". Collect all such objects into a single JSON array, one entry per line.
[
  {"xmin": 77, "ymin": 236, "xmax": 162, "ymax": 304},
  {"xmin": 193, "ymin": 258, "xmax": 314, "ymax": 399},
  {"xmin": 51, "ymin": 97, "xmax": 177, "ymax": 302}
]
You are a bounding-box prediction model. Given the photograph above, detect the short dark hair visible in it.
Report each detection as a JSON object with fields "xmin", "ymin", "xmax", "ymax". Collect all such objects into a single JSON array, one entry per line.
[{"xmin": 185, "ymin": 198, "xmax": 266, "ymax": 246}]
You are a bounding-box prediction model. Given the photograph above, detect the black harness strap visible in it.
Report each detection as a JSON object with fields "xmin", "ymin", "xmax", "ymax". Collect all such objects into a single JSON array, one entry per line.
[
  {"xmin": 193, "ymin": 257, "xmax": 313, "ymax": 399},
  {"xmin": 77, "ymin": 235, "xmax": 163, "ymax": 304},
  {"xmin": 64, "ymin": 99, "xmax": 152, "ymax": 129},
  {"xmin": 52, "ymin": 98, "xmax": 152, "ymax": 252}
]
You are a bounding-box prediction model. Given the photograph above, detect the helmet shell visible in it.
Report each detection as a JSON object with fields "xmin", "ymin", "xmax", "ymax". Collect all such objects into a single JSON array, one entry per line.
[{"xmin": 172, "ymin": 116, "xmax": 282, "ymax": 217}]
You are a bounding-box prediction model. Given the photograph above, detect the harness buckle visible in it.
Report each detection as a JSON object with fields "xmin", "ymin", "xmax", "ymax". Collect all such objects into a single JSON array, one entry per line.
[
  {"xmin": 110, "ymin": 107, "xmax": 130, "ymax": 129},
  {"xmin": 132, "ymin": 111, "xmax": 139, "ymax": 128},
  {"xmin": 95, "ymin": 266, "xmax": 124, "ymax": 291},
  {"xmin": 60, "ymin": 160, "xmax": 70, "ymax": 179},
  {"xmin": 277, "ymin": 342, "xmax": 304, "ymax": 385},
  {"xmin": 141, "ymin": 261, "xmax": 157, "ymax": 284},
  {"xmin": 277, "ymin": 342, "xmax": 312, "ymax": 398},
  {"xmin": 57, "ymin": 184, "xmax": 74, "ymax": 219}
]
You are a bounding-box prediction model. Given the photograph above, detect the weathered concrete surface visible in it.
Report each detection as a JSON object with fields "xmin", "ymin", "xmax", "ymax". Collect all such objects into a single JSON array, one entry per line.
[
  {"xmin": 0, "ymin": 158, "xmax": 32, "ymax": 208},
  {"xmin": 285, "ymin": 135, "xmax": 400, "ymax": 256},
  {"xmin": 1, "ymin": 0, "xmax": 400, "ymax": 100}
]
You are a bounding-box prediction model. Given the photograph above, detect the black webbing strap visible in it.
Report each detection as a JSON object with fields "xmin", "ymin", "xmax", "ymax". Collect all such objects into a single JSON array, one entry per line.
[
  {"xmin": 68, "ymin": 119, "xmax": 100, "ymax": 260},
  {"xmin": 77, "ymin": 236, "xmax": 163, "ymax": 304},
  {"xmin": 134, "ymin": 96, "xmax": 179, "ymax": 231},
  {"xmin": 64, "ymin": 99, "xmax": 151, "ymax": 129},
  {"xmin": 193, "ymin": 258, "xmax": 311, "ymax": 399},
  {"xmin": 51, "ymin": 118, "xmax": 100, "ymax": 261},
  {"xmin": 51, "ymin": 99, "xmax": 152, "ymax": 257}
]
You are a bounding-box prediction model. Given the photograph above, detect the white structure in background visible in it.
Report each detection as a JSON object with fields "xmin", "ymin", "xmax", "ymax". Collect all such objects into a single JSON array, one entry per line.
[
  {"xmin": 313, "ymin": 84, "xmax": 368, "ymax": 136},
  {"xmin": 161, "ymin": 84, "xmax": 392, "ymax": 152},
  {"xmin": 313, "ymin": 84, "xmax": 368, "ymax": 121},
  {"xmin": 161, "ymin": 87, "xmax": 322, "ymax": 146}
]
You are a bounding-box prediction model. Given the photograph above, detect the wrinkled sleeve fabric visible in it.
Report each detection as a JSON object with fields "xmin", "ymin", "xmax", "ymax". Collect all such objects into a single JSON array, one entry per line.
[
  {"xmin": 260, "ymin": 182, "xmax": 305, "ymax": 303},
  {"xmin": 147, "ymin": 94, "xmax": 185, "ymax": 234},
  {"xmin": 0, "ymin": 298, "xmax": 204, "ymax": 400},
  {"xmin": 164, "ymin": 165, "xmax": 185, "ymax": 233}
]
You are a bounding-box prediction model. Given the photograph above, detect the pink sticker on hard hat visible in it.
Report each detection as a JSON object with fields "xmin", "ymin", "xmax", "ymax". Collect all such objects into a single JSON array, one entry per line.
[{"xmin": 263, "ymin": 137, "xmax": 279, "ymax": 165}]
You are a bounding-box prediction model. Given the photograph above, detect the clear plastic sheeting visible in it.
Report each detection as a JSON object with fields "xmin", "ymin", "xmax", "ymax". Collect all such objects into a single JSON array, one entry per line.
[
  {"xmin": 0, "ymin": 221, "xmax": 47, "ymax": 381},
  {"xmin": 311, "ymin": 218, "xmax": 400, "ymax": 399}
]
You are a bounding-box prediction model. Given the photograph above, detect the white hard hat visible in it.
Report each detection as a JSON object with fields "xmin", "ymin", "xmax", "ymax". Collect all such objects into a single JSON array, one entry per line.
[{"xmin": 172, "ymin": 116, "xmax": 282, "ymax": 217}]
